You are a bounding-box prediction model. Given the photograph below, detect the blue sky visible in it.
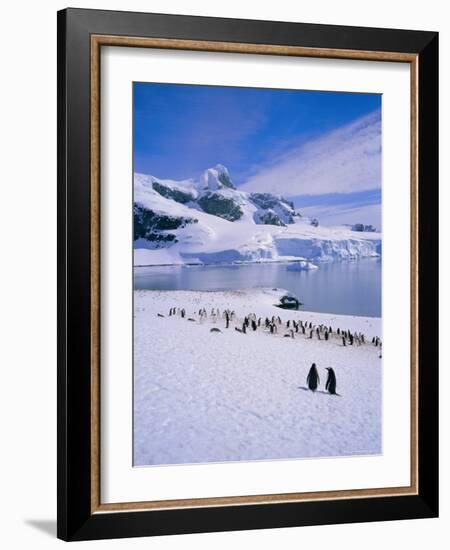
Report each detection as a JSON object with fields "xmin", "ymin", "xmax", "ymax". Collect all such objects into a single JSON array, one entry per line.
[{"xmin": 134, "ymin": 82, "xmax": 382, "ymax": 228}]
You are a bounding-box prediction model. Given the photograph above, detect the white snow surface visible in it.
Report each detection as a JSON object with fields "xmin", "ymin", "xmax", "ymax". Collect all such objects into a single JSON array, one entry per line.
[
  {"xmin": 134, "ymin": 288, "xmax": 382, "ymax": 466},
  {"xmin": 134, "ymin": 169, "xmax": 381, "ymax": 266}
]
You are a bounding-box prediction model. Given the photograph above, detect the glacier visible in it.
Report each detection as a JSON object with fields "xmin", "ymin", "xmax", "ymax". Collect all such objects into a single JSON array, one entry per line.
[{"xmin": 133, "ymin": 165, "xmax": 381, "ymax": 267}]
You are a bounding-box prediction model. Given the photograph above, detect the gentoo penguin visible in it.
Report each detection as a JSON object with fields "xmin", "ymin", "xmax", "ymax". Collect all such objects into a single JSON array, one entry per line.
[
  {"xmin": 306, "ymin": 363, "xmax": 320, "ymax": 392},
  {"xmin": 325, "ymin": 368, "xmax": 337, "ymax": 395}
]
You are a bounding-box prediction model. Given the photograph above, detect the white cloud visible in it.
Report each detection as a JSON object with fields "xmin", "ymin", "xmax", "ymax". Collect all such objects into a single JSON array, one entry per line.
[{"xmin": 240, "ymin": 110, "xmax": 381, "ymax": 197}]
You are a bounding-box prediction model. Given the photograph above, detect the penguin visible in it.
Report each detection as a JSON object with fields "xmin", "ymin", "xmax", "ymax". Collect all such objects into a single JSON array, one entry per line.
[
  {"xmin": 325, "ymin": 368, "xmax": 337, "ymax": 395},
  {"xmin": 306, "ymin": 363, "xmax": 320, "ymax": 392},
  {"xmin": 252, "ymin": 320, "xmax": 257, "ymax": 331},
  {"xmin": 337, "ymin": 328, "xmax": 341, "ymax": 335},
  {"xmin": 235, "ymin": 327, "xmax": 243, "ymax": 334},
  {"xmin": 188, "ymin": 318, "xmax": 196, "ymax": 322},
  {"xmin": 302, "ymin": 325, "xmax": 306, "ymax": 335},
  {"xmin": 287, "ymin": 320, "xmax": 290, "ymax": 328},
  {"xmin": 210, "ymin": 328, "xmax": 221, "ymax": 333},
  {"xmin": 342, "ymin": 336, "xmax": 346, "ymax": 346},
  {"xmin": 309, "ymin": 329, "xmax": 313, "ymax": 339},
  {"xmin": 242, "ymin": 322, "xmax": 247, "ymax": 334},
  {"xmin": 324, "ymin": 331, "xmax": 329, "ymax": 341},
  {"xmin": 181, "ymin": 308, "xmax": 186, "ymax": 318},
  {"xmin": 225, "ymin": 312, "xmax": 230, "ymax": 329},
  {"xmin": 157, "ymin": 313, "xmax": 165, "ymax": 318}
]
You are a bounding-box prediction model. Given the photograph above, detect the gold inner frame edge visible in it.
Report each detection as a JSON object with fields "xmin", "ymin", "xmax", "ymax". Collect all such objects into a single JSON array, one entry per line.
[{"xmin": 90, "ymin": 34, "xmax": 419, "ymax": 514}]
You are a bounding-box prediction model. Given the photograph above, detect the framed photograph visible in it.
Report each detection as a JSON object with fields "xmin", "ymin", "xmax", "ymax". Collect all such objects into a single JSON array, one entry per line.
[{"xmin": 57, "ymin": 8, "xmax": 438, "ymax": 541}]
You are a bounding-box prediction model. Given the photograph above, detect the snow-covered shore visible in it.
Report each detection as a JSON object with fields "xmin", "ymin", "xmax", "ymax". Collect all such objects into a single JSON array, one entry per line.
[{"xmin": 134, "ymin": 288, "xmax": 382, "ymax": 466}]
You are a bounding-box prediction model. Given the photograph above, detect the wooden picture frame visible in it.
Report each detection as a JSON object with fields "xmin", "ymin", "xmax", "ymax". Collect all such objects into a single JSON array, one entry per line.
[{"xmin": 57, "ymin": 7, "xmax": 438, "ymax": 541}]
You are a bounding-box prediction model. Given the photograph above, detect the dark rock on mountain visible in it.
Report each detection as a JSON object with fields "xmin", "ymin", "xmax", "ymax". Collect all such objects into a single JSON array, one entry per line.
[
  {"xmin": 253, "ymin": 210, "xmax": 286, "ymax": 226},
  {"xmin": 134, "ymin": 203, "xmax": 197, "ymax": 246},
  {"xmin": 152, "ymin": 181, "xmax": 195, "ymax": 204},
  {"xmin": 197, "ymin": 192, "xmax": 243, "ymax": 221},
  {"xmin": 250, "ymin": 192, "xmax": 295, "ymax": 224}
]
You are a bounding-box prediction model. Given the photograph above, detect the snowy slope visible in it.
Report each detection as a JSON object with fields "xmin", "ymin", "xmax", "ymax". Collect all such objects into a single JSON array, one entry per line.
[
  {"xmin": 134, "ymin": 288, "xmax": 382, "ymax": 466},
  {"xmin": 134, "ymin": 166, "xmax": 381, "ymax": 266}
]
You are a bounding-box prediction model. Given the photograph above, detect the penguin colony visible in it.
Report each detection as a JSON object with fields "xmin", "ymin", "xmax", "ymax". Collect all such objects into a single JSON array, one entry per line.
[
  {"xmin": 163, "ymin": 306, "xmax": 381, "ymax": 352},
  {"xmin": 158, "ymin": 306, "xmax": 382, "ymax": 398},
  {"xmin": 163, "ymin": 307, "xmax": 382, "ymax": 350}
]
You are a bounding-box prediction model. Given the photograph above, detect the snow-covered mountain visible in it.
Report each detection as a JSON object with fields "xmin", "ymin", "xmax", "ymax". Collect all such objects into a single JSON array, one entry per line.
[{"xmin": 134, "ymin": 165, "xmax": 381, "ymax": 266}]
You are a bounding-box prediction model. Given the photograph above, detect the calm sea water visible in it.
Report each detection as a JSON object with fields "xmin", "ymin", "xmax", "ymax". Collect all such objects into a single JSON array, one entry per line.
[{"xmin": 134, "ymin": 259, "xmax": 382, "ymax": 317}]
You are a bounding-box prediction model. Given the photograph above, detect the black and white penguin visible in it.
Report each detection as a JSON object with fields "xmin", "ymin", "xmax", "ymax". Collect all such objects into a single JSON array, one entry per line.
[
  {"xmin": 325, "ymin": 368, "xmax": 337, "ymax": 395},
  {"xmin": 307, "ymin": 363, "xmax": 320, "ymax": 392}
]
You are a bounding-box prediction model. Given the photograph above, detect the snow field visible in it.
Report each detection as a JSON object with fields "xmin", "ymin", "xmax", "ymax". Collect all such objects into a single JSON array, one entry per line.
[{"xmin": 134, "ymin": 289, "xmax": 382, "ymax": 466}]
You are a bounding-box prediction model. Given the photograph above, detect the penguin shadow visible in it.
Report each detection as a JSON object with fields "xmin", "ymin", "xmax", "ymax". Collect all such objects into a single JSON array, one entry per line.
[{"xmin": 298, "ymin": 386, "xmax": 341, "ymax": 397}]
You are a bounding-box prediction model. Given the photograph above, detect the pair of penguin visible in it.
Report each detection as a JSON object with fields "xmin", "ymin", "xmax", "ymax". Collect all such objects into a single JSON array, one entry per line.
[{"xmin": 306, "ymin": 363, "xmax": 337, "ymax": 395}]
